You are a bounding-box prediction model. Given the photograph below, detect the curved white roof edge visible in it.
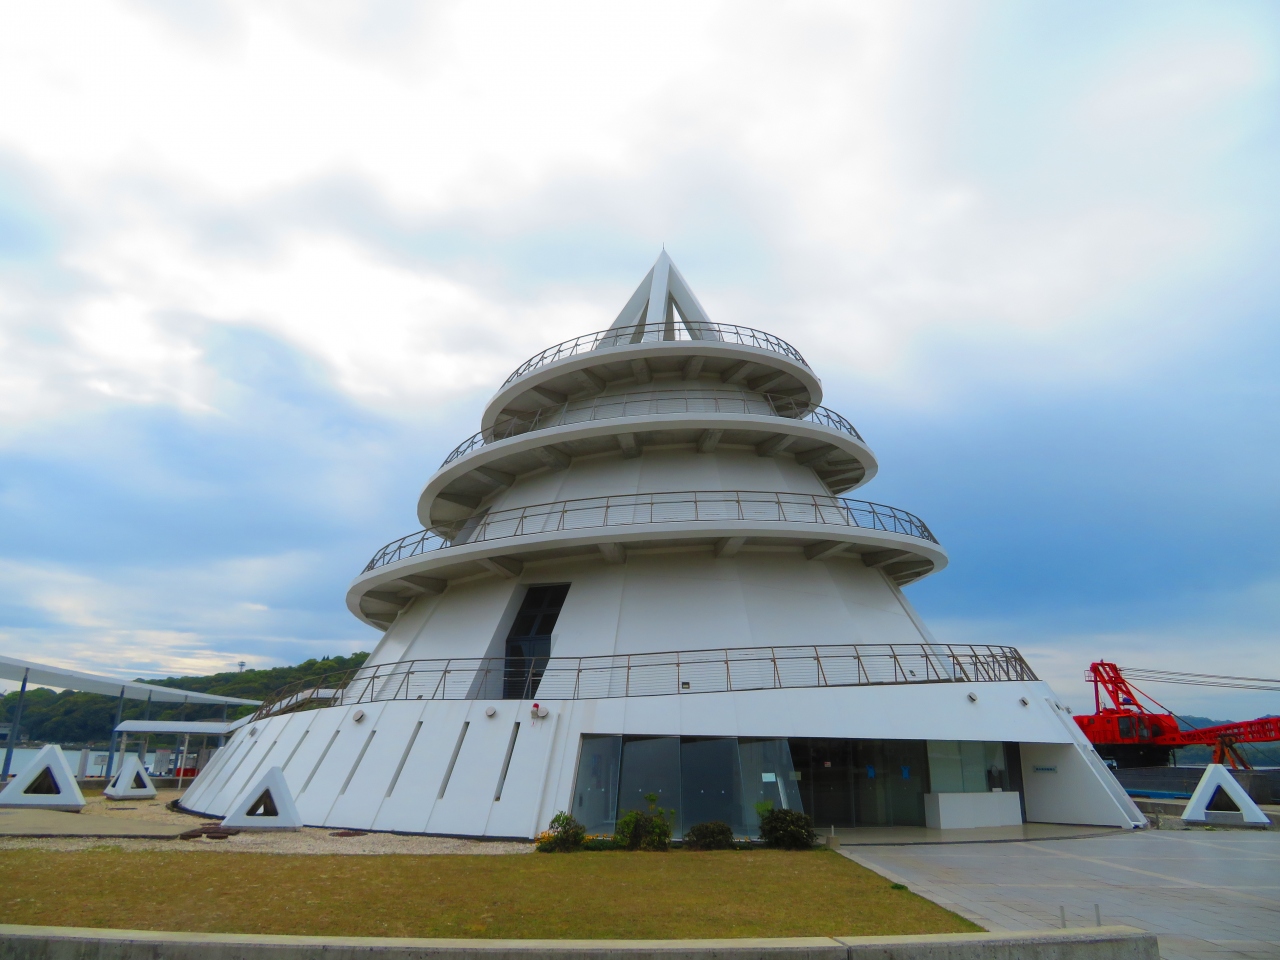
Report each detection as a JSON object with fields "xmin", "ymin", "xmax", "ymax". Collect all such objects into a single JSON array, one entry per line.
[{"xmin": 0, "ymin": 654, "xmax": 261, "ymax": 706}]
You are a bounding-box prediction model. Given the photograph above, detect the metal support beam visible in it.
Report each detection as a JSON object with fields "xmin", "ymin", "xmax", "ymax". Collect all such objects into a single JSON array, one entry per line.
[
  {"xmin": 473, "ymin": 468, "xmax": 515, "ymax": 490},
  {"xmin": 1, "ymin": 667, "xmax": 28, "ymax": 781},
  {"xmin": 104, "ymin": 685, "xmax": 125, "ymax": 781},
  {"xmin": 860, "ymin": 549, "xmax": 913, "ymax": 569},
  {"xmin": 696, "ymin": 429, "xmax": 723, "ymax": 453},
  {"xmin": 681, "ymin": 356, "xmax": 705, "ymax": 381},
  {"xmin": 365, "ymin": 590, "xmax": 410, "ymax": 607},
  {"xmin": 795, "ymin": 446, "xmax": 833, "ymax": 466},
  {"xmin": 714, "ymin": 536, "xmax": 747, "ymax": 558},
  {"xmin": 598, "ymin": 542, "xmax": 626, "ymax": 564},
  {"xmin": 749, "ymin": 370, "xmax": 791, "ymax": 394},
  {"xmin": 477, "ymin": 556, "xmax": 523, "ymax": 579},
  {"xmin": 755, "ymin": 434, "xmax": 797, "ymax": 457},
  {"xmin": 630, "ymin": 358, "xmax": 652, "ymax": 384},
  {"xmin": 804, "ymin": 540, "xmax": 849, "ymax": 561},
  {"xmin": 617, "ymin": 433, "xmax": 640, "ymax": 459},
  {"xmin": 399, "ymin": 575, "xmax": 447, "ymax": 595},
  {"xmin": 534, "ymin": 446, "xmax": 571, "ymax": 471},
  {"xmin": 437, "ymin": 490, "xmax": 482, "ymax": 509},
  {"xmin": 531, "ymin": 385, "xmax": 567, "ymax": 404},
  {"xmin": 721, "ymin": 360, "xmax": 756, "ymax": 385},
  {"xmin": 575, "ymin": 369, "xmax": 606, "ymax": 394}
]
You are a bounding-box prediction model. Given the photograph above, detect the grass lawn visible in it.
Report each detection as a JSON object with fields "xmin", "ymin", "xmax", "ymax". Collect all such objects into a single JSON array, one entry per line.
[{"xmin": 0, "ymin": 849, "xmax": 978, "ymax": 939}]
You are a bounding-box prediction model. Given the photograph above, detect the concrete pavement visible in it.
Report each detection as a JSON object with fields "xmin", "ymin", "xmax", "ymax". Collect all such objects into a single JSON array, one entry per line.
[{"xmin": 842, "ymin": 829, "xmax": 1280, "ymax": 960}]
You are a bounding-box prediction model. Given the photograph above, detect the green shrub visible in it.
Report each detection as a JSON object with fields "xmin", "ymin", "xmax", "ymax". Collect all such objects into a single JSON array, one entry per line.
[
  {"xmin": 759, "ymin": 807, "xmax": 817, "ymax": 849},
  {"xmin": 613, "ymin": 793, "xmax": 673, "ymax": 851},
  {"xmin": 536, "ymin": 811, "xmax": 587, "ymax": 852},
  {"xmin": 683, "ymin": 820, "xmax": 736, "ymax": 850}
]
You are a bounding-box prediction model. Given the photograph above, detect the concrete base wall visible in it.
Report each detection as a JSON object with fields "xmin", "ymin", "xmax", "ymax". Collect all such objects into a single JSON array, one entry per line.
[
  {"xmin": 0, "ymin": 925, "xmax": 1160, "ymax": 960},
  {"xmin": 924, "ymin": 792, "xmax": 1022, "ymax": 830}
]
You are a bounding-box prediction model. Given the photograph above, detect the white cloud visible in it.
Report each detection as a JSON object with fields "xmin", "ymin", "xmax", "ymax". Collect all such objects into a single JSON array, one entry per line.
[{"xmin": 1, "ymin": 0, "xmax": 1273, "ymax": 428}]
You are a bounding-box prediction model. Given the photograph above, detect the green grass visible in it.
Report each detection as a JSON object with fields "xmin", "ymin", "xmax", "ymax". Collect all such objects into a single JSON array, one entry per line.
[{"xmin": 0, "ymin": 849, "xmax": 978, "ymax": 939}]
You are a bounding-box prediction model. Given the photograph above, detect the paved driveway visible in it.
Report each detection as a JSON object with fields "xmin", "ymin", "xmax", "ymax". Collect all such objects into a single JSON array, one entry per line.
[{"xmin": 842, "ymin": 829, "xmax": 1280, "ymax": 960}]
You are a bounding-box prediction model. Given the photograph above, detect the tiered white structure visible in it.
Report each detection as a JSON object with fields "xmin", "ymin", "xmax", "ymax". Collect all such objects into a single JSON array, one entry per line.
[{"xmin": 183, "ymin": 254, "xmax": 1145, "ymax": 837}]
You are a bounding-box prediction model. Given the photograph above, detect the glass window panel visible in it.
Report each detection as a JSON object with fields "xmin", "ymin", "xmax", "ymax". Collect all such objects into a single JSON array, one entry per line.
[
  {"xmin": 983, "ymin": 742, "xmax": 1010, "ymax": 791},
  {"xmin": 959, "ymin": 741, "xmax": 987, "ymax": 792},
  {"xmin": 927, "ymin": 741, "xmax": 965, "ymax": 793},
  {"xmin": 738, "ymin": 738, "xmax": 803, "ymax": 837},
  {"xmin": 618, "ymin": 736, "xmax": 682, "ymax": 831},
  {"xmin": 572, "ymin": 735, "xmax": 622, "ymax": 835},
  {"xmin": 680, "ymin": 738, "xmax": 745, "ymax": 835},
  {"xmin": 854, "ymin": 739, "xmax": 928, "ymax": 826}
]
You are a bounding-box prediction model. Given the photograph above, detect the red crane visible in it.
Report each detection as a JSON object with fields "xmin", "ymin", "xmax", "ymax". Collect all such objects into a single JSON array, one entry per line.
[{"xmin": 1075, "ymin": 661, "xmax": 1280, "ymax": 769}]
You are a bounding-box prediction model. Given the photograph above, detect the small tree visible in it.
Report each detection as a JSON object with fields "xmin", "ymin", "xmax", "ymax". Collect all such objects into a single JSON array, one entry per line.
[
  {"xmin": 683, "ymin": 820, "xmax": 736, "ymax": 850},
  {"xmin": 536, "ymin": 811, "xmax": 587, "ymax": 852},
  {"xmin": 759, "ymin": 807, "xmax": 817, "ymax": 849},
  {"xmin": 613, "ymin": 793, "xmax": 673, "ymax": 851}
]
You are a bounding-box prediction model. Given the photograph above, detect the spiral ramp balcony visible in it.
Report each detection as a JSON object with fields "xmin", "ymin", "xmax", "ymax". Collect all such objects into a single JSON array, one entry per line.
[{"xmin": 348, "ymin": 253, "xmax": 947, "ymax": 630}]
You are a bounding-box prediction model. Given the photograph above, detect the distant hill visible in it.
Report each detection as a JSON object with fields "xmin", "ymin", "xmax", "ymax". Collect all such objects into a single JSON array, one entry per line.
[
  {"xmin": 1172, "ymin": 714, "xmax": 1280, "ymax": 767},
  {"xmin": 1, "ymin": 652, "xmax": 368, "ymax": 746}
]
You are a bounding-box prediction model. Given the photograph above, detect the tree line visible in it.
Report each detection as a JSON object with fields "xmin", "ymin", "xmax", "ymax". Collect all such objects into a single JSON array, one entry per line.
[{"xmin": 1, "ymin": 652, "xmax": 368, "ymax": 746}]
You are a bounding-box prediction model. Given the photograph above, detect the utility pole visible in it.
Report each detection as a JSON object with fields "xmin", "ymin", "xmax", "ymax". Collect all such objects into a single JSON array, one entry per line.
[
  {"xmin": 104, "ymin": 685, "xmax": 125, "ymax": 781},
  {"xmin": 1, "ymin": 668, "xmax": 29, "ymax": 782}
]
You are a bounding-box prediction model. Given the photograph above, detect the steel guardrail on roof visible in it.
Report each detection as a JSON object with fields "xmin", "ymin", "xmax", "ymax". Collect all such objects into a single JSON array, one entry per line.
[
  {"xmin": 252, "ymin": 643, "xmax": 1037, "ymax": 719},
  {"xmin": 362, "ymin": 490, "xmax": 937, "ymax": 574},
  {"xmin": 442, "ymin": 391, "xmax": 861, "ymax": 466},
  {"xmin": 504, "ymin": 321, "xmax": 808, "ymax": 386}
]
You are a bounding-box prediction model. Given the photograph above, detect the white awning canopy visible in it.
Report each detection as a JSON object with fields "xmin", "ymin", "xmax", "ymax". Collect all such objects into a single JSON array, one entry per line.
[
  {"xmin": 114, "ymin": 720, "xmax": 240, "ymax": 735},
  {"xmin": 0, "ymin": 655, "xmax": 261, "ymax": 707}
]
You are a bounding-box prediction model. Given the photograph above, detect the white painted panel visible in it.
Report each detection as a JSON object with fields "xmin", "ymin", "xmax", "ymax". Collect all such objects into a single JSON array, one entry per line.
[
  {"xmin": 327, "ymin": 700, "xmax": 428, "ymax": 830},
  {"xmin": 275, "ymin": 707, "xmax": 346, "ymax": 824},
  {"xmin": 484, "ymin": 709, "xmax": 560, "ymax": 838},
  {"xmin": 295, "ymin": 703, "xmax": 388, "ymax": 824},
  {"xmin": 371, "ymin": 700, "xmax": 473, "ymax": 833},
  {"xmin": 324, "ymin": 703, "xmax": 414, "ymax": 829},
  {"xmin": 400, "ymin": 578, "xmax": 517, "ymax": 662},
  {"xmin": 201, "ymin": 725, "xmax": 274, "ymax": 815},
  {"xmin": 426, "ymin": 703, "xmax": 520, "ymax": 835},
  {"xmin": 1020, "ymin": 742, "xmax": 1138, "ymax": 827}
]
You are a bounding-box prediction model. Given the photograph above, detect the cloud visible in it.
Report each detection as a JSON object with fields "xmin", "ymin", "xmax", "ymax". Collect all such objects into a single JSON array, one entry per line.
[{"xmin": 0, "ymin": 0, "xmax": 1278, "ymax": 692}]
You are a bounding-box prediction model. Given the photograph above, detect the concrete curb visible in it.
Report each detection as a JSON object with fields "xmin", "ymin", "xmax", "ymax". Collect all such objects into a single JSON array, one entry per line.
[{"xmin": 0, "ymin": 924, "xmax": 1158, "ymax": 960}]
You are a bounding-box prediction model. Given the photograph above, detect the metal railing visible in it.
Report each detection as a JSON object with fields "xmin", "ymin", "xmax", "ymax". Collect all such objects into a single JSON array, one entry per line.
[
  {"xmin": 363, "ymin": 490, "xmax": 937, "ymax": 573},
  {"xmin": 442, "ymin": 390, "xmax": 862, "ymax": 466},
  {"xmin": 252, "ymin": 643, "xmax": 1037, "ymax": 720},
  {"xmin": 504, "ymin": 321, "xmax": 808, "ymax": 386}
]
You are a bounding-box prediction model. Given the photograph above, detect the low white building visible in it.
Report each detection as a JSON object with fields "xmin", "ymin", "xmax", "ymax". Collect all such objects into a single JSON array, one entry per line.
[{"xmin": 182, "ymin": 253, "xmax": 1145, "ymax": 837}]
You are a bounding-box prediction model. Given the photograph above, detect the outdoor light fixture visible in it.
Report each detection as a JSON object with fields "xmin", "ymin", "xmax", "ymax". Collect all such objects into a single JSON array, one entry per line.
[
  {"xmin": 967, "ymin": 692, "xmax": 978, "ymax": 703},
  {"xmin": 531, "ymin": 703, "xmax": 549, "ymax": 718},
  {"xmin": 352, "ymin": 709, "xmax": 366, "ymax": 723},
  {"xmin": 1019, "ymin": 697, "xmax": 1029, "ymax": 706},
  {"xmin": 485, "ymin": 706, "xmax": 497, "ymax": 717}
]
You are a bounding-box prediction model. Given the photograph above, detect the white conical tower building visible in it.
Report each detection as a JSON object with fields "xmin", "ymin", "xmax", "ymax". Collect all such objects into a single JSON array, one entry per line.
[{"xmin": 182, "ymin": 254, "xmax": 1144, "ymax": 837}]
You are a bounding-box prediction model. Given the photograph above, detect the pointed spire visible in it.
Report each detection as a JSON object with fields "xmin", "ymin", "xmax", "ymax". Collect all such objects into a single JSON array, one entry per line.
[{"xmin": 606, "ymin": 251, "xmax": 721, "ymax": 342}]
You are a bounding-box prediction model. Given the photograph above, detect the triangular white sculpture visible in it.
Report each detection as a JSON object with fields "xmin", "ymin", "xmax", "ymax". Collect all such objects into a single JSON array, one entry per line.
[
  {"xmin": 104, "ymin": 754, "xmax": 157, "ymax": 800},
  {"xmin": 221, "ymin": 766, "xmax": 302, "ymax": 830},
  {"xmin": 604, "ymin": 251, "xmax": 720, "ymax": 343},
  {"xmin": 1182, "ymin": 764, "xmax": 1270, "ymax": 825},
  {"xmin": 0, "ymin": 744, "xmax": 85, "ymax": 812}
]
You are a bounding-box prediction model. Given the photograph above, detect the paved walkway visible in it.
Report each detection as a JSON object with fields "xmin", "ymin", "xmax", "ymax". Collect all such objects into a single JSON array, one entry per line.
[{"xmin": 842, "ymin": 829, "xmax": 1280, "ymax": 960}]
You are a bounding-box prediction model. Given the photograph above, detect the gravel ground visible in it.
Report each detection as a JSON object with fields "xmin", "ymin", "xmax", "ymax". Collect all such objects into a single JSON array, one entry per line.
[{"xmin": 0, "ymin": 790, "xmax": 534, "ymax": 856}]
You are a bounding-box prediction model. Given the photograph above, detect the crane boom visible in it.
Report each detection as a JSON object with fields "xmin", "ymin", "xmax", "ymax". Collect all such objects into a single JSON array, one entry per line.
[{"xmin": 1075, "ymin": 661, "xmax": 1280, "ymax": 768}]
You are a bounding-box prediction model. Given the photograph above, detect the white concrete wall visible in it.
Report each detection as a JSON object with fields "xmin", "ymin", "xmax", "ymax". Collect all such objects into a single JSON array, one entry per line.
[
  {"xmin": 182, "ymin": 678, "xmax": 1141, "ymax": 837},
  {"xmin": 366, "ymin": 550, "xmax": 929, "ymax": 668},
  {"xmin": 924, "ymin": 791, "xmax": 1023, "ymax": 829},
  {"xmin": 487, "ymin": 442, "xmax": 832, "ymax": 515}
]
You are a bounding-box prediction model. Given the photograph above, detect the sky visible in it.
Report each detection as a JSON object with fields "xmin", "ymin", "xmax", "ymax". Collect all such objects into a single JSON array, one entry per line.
[{"xmin": 1, "ymin": 0, "xmax": 1278, "ymax": 720}]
